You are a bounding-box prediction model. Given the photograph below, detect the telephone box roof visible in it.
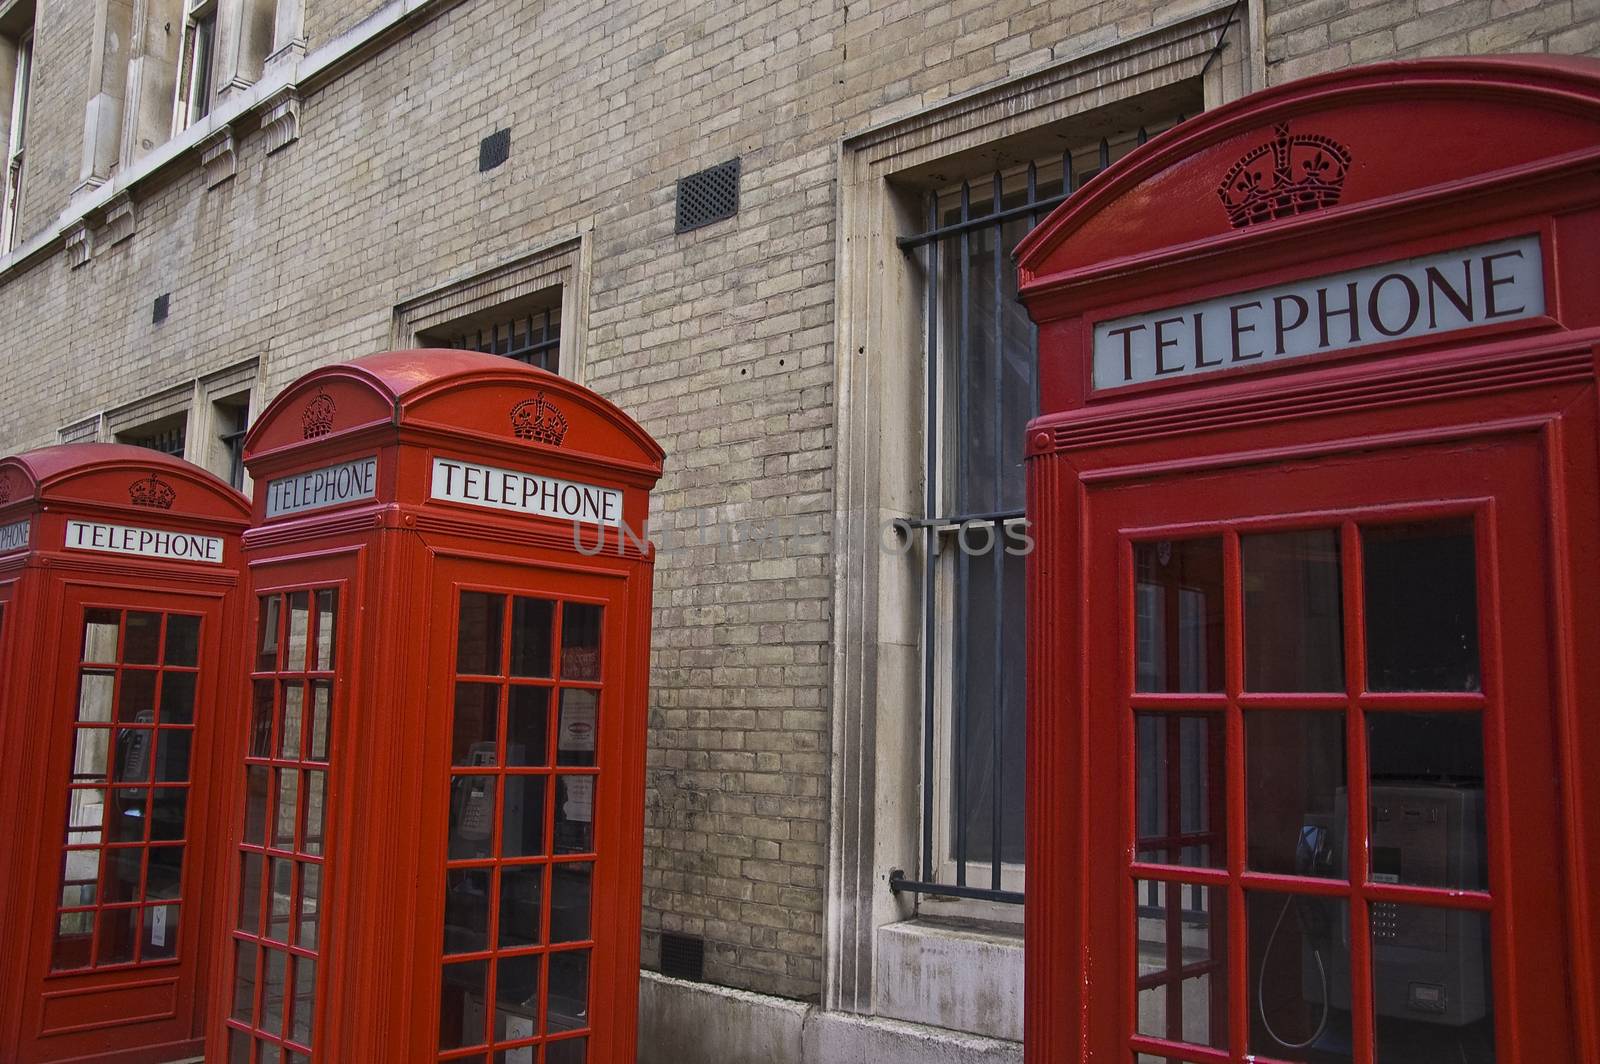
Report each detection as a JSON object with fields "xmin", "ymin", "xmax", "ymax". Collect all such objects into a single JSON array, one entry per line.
[{"xmin": 0, "ymin": 442, "xmax": 251, "ymax": 519}]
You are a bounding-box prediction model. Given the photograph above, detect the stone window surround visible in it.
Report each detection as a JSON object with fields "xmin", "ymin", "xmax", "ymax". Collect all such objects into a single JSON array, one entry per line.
[
  {"xmin": 392, "ymin": 230, "xmax": 593, "ymax": 384},
  {"xmin": 825, "ymin": 0, "xmax": 1262, "ymax": 1032},
  {"xmin": 63, "ymin": 356, "xmax": 264, "ymax": 490},
  {"xmin": 0, "ymin": 0, "xmax": 465, "ymax": 283}
]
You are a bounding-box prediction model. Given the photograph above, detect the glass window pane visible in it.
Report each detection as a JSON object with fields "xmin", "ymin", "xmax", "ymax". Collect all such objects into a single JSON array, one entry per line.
[
  {"xmin": 124, "ymin": 612, "xmax": 162, "ymax": 663},
  {"xmin": 78, "ymin": 670, "xmax": 115, "ymax": 722},
  {"xmin": 118, "ymin": 671, "xmax": 157, "ymax": 724},
  {"xmin": 314, "ymin": 589, "xmax": 337, "ymax": 671},
  {"xmin": 160, "ymin": 671, "xmax": 196, "ymax": 725},
  {"xmin": 511, "ymin": 597, "xmax": 554, "ymax": 678},
  {"xmin": 244, "ymin": 765, "xmax": 270, "ymax": 845},
  {"xmin": 68, "ymin": 786, "xmax": 106, "ymax": 845},
  {"xmin": 1248, "ymin": 891, "xmax": 1352, "ymax": 1061},
  {"xmin": 494, "ymin": 953, "xmax": 542, "ymax": 1041},
  {"xmin": 250, "ymin": 680, "xmax": 274, "ymax": 758},
  {"xmin": 1134, "ymin": 538, "xmax": 1224, "ymax": 693},
  {"xmin": 155, "ymin": 729, "xmax": 192, "ymax": 783},
  {"xmin": 545, "ymin": 1037, "xmax": 587, "ymax": 1064},
  {"xmin": 302, "ymin": 770, "xmax": 326, "ymax": 857},
  {"xmin": 285, "ymin": 592, "xmax": 310, "ymax": 672},
  {"xmin": 449, "ymin": 776, "xmax": 496, "ymax": 860},
  {"xmin": 290, "ymin": 954, "xmax": 316, "ymax": 1046},
  {"xmin": 261, "ymin": 948, "xmax": 288, "ymax": 1035},
  {"xmin": 147, "ymin": 845, "xmax": 182, "ymax": 899},
  {"xmin": 228, "ymin": 1028, "xmax": 251, "ymax": 1064},
  {"xmin": 151, "ymin": 787, "xmax": 187, "ymax": 840},
  {"xmin": 453, "ymin": 683, "xmax": 500, "ymax": 766},
  {"xmin": 499, "ymin": 864, "xmax": 544, "ymax": 948},
  {"xmin": 143, "ymin": 903, "xmax": 178, "ymax": 960},
  {"xmin": 165, "ymin": 614, "xmax": 201, "ymax": 666},
  {"xmin": 280, "ymin": 683, "xmax": 304, "ymax": 759},
  {"xmin": 1368, "ymin": 713, "xmax": 1487, "ymax": 891},
  {"xmin": 1244, "ymin": 530, "xmax": 1344, "ymax": 692},
  {"xmin": 274, "ymin": 769, "xmax": 300, "ymax": 849},
  {"xmin": 546, "ymin": 949, "xmax": 589, "ymax": 1034},
  {"xmin": 101, "ymin": 906, "xmax": 139, "ymax": 965},
  {"xmin": 1363, "ymin": 520, "xmax": 1480, "ymax": 692},
  {"xmin": 82, "ymin": 609, "xmax": 120, "ymax": 663},
  {"xmin": 554, "ymin": 777, "xmax": 594, "ymax": 856},
  {"xmin": 308, "ymin": 680, "xmax": 331, "ymax": 762},
  {"xmin": 1135, "ymin": 713, "xmax": 1225, "ymax": 868},
  {"xmin": 61, "ymin": 849, "xmax": 100, "ymax": 906},
  {"xmin": 439, "ymin": 959, "xmax": 488, "ymax": 1050},
  {"xmin": 257, "ymin": 596, "xmax": 282, "ymax": 671},
  {"xmin": 1372, "ymin": 906, "xmax": 1493, "ymax": 1061},
  {"xmin": 502, "ymin": 775, "xmax": 547, "ymax": 858},
  {"xmin": 1247, "ymin": 712, "xmax": 1346, "ymax": 878},
  {"xmin": 104, "ymin": 847, "xmax": 143, "ymax": 904},
  {"xmin": 556, "ymin": 689, "xmax": 597, "ymax": 767},
  {"xmin": 298, "ymin": 862, "xmax": 321, "ymax": 949},
  {"xmin": 507, "ymin": 686, "xmax": 549, "ymax": 767},
  {"xmin": 443, "ymin": 868, "xmax": 491, "ymax": 954},
  {"xmin": 52, "ymin": 914, "xmax": 95, "ymax": 970},
  {"xmin": 458, "ymin": 592, "xmax": 506, "ymax": 676},
  {"xmin": 559, "ymin": 603, "xmax": 602, "ymax": 680},
  {"xmin": 233, "ymin": 939, "xmax": 259, "ymax": 1022},
  {"xmin": 72, "ymin": 728, "xmax": 110, "ymax": 781},
  {"xmin": 115, "ymin": 726, "xmax": 155, "ymax": 782},
  {"xmin": 1135, "ymin": 879, "xmax": 1227, "ymax": 1051},
  {"xmin": 110, "ymin": 788, "xmax": 149, "ymax": 843},
  {"xmin": 551, "ymin": 862, "xmax": 592, "ymax": 944},
  {"xmin": 267, "ymin": 858, "xmax": 294, "ymax": 942},
  {"xmin": 238, "ymin": 853, "xmax": 264, "ymax": 933}
]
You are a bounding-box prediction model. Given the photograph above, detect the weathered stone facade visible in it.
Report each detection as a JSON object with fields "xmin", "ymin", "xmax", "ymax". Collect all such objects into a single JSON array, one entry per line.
[{"xmin": 1, "ymin": 0, "xmax": 1595, "ymax": 1058}]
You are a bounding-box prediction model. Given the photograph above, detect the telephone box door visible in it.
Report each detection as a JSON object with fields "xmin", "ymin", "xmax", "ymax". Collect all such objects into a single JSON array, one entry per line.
[
  {"xmin": 1079, "ymin": 430, "xmax": 1576, "ymax": 1062},
  {"xmin": 20, "ymin": 585, "xmax": 227, "ymax": 1063},
  {"xmin": 426, "ymin": 556, "xmax": 636, "ymax": 1064}
]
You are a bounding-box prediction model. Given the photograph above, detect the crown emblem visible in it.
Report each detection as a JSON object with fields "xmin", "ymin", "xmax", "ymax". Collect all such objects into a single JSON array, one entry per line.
[
  {"xmin": 302, "ymin": 387, "xmax": 337, "ymax": 439},
  {"xmin": 130, "ymin": 473, "xmax": 176, "ymax": 509},
  {"xmin": 1217, "ymin": 122, "xmax": 1352, "ymax": 229},
  {"xmin": 511, "ymin": 393, "xmax": 569, "ymax": 446}
]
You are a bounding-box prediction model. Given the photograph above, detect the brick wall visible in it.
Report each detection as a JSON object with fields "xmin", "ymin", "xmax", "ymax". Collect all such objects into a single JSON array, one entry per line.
[{"xmin": 2, "ymin": 0, "xmax": 1598, "ymax": 1003}]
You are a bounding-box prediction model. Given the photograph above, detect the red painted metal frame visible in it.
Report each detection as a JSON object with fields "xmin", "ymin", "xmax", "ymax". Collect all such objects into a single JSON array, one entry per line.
[
  {"xmin": 0, "ymin": 444, "xmax": 251, "ymax": 1064},
  {"xmin": 206, "ymin": 351, "xmax": 663, "ymax": 1063},
  {"xmin": 1017, "ymin": 58, "xmax": 1600, "ymax": 1064}
]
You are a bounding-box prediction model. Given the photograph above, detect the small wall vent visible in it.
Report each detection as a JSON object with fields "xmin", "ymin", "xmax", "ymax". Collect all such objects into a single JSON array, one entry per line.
[
  {"xmin": 479, "ymin": 128, "xmax": 511, "ymax": 172},
  {"xmin": 675, "ymin": 158, "xmax": 740, "ymax": 233},
  {"xmin": 152, "ymin": 293, "xmax": 170, "ymax": 324},
  {"xmin": 659, "ymin": 931, "xmax": 706, "ymax": 982}
]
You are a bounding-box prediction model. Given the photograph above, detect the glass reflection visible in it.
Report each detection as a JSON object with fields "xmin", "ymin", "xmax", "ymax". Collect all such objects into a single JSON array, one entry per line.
[
  {"xmin": 1244, "ymin": 530, "xmax": 1343, "ymax": 691},
  {"xmin": 560, "ymin": 603, "xmax": 602, "ymax": 680},
  {"xmin": 1363, "ymin": 520, "xmax": 1480, "ymax": 692},
  {"xmin": 1135, "ymin": 713, "xmax": 1224, "ymax": 868},
  {"xmin": 1368, "ymin": 713, "xmax": 1487, "ymax": 891},
  {"xmin": 1135, "ymin": 538, "xmax": 1224, "ymax": 693},
  {"xmin": 1247, "ymin": 712, "xmax": 1345, "ymax": 878},
  {"xmin": 1135, "ymin": 878, "xmax": 1227, "ymax": 1051},
  {"xmin": 1373, "ymin": 906, "xmax": 1494, "ymax": 1063}
]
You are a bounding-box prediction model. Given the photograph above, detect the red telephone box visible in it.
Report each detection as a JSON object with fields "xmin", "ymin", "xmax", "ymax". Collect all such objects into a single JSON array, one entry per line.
[
  {"xmin": 0, "ymin": 443, "xmax": 251, "ymax": 1064},
  {"xmin": 1016, "ymin": 58, "xmax": 1600, "ymax": 1064},
  {"xmin": 210, "ymin": 350, "xmax": 663, "ymax": 1063}
]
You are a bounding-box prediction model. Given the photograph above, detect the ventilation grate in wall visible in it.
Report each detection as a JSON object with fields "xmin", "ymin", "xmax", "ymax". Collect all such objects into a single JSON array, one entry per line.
[
  {"xmin": 480, "ymin": 129, "xmax": 511, "ymax": 172},
  {"xmin": 152, "ymin": 294, "xmax": 170, "ymax": 324},
  {"xmin": 659, "ymin": 931, "xmax": 706, "ymax": 982},
  {"xmin": 675, "ymin": 158, "xmax": 740, "ymax": 233}
]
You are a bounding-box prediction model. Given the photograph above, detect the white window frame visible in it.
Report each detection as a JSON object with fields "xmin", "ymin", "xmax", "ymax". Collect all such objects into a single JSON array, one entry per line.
[
  {"xmin": 1, "ymin": 26, "xmax": 31, "ymax": 252},
  {"xmin": 172, "ymin": 0, "xmax": 218, "ymax": 134}
]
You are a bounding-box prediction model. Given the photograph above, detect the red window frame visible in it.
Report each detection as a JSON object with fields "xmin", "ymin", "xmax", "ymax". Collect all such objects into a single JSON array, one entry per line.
[{"xmin": 224, "ymin": 587, "xmax": 339, "ymax": 1064}]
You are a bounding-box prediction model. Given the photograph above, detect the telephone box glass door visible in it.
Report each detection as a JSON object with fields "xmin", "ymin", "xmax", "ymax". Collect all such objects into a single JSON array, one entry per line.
[
  {"xmin": 435, "ymin": 564, "xmax": 620, "ymax": 1064},
  {"xmin": 1081, "ymin": 434, "xmax": 1576, "ymax": 1063}
]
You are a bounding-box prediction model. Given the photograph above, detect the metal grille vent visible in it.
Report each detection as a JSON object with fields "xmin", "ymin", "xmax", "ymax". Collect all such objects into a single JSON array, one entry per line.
[
  {"xmin": 479, "ymin": 129, "xmax": 510, "ymax": 172},
  {"xmin": 152, "ymin": 293, "xmax": 169, "ymax": 324},
  {"xmin": 675, "ymin": 158, "xmax": 740, "ymax": 233},
  {"xmin": 659, "ymin": 932, "xmax": 706, "ymax": 982}
]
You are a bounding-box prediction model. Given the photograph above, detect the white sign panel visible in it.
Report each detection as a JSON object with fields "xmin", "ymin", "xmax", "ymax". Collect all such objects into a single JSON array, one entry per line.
[
  {"xmin": 266, "ymin": 456, "xmax": 378, "ymax": 518},
  {"xmin": 1093, "ymin": 234, "xmax": 1545, "ymax": 391},
  {"xmin": 431, "ymin": 457, "xmax": 622, "ymax": 526},
  {"xmin": 0, "ymin": 519, "xmax": 28, "ymax": 554},
  {"xmin": 65, "ymin": 520, "xmax": 224, "ymax": 565}
]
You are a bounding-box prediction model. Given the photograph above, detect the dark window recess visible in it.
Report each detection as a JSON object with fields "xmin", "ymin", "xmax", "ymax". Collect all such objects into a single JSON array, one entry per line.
[
  {"xmin": 218, "ymin": 403, "xmax": 249, "ymax": 490},
  {"xmin": 675, "ymin": 158, "xmax": 740, "ymax": 233},
  {"xmin": 152, "ymin": 294, "xmax": 170, "ymax": 324},
  {"xmin": 433, "ymin": 305, "xmax": 560, "ymax": 373},
  {"xmin": 479, "ymin": 129, "xmax": 510, "ymax": 172},
  {"xmin": 129, "ymin": 426, "xmax": 185, "ymax": 457},
  {"xmin": 659, "ymin": 932, "xmax": 706, "ymax": 982}
]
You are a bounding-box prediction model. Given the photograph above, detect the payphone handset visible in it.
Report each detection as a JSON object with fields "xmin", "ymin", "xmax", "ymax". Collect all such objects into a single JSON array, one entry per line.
[
  {"xmin": 118, "ymin": 710, "xmax": 155, "ymax": 783},
  {"xmin": 452, "ymin": 745, "xmax": 498, "ymax": 843}
]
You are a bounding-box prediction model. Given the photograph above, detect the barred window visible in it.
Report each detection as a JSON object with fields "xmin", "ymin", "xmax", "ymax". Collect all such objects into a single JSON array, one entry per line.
[{"xmin": 425, "ymin": 303, "xmax": 561, "ymax": 373}]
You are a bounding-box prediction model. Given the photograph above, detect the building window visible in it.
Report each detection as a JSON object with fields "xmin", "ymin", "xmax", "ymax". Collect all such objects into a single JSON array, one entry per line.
[
  {"xmin": 903, "ymin": 126, "xmax": 1176, "ymax": 902},
  {"xmin": 173, "ymin": 0, "xmax": 217, "ymax": 133},
  {"xmin": 1, "ymin": 23, "xmax": 31, "ymax": 253},
  {"xmin": 216, "ymin": 398, "xmax": 249, "ymax": 490},
  {"xmin": 120, "ymin": 415, "xmax": 188, "ymax": 458},
  {"xmin": 424, "ymin": 300, "xmax": 562, "ymax": 373}
]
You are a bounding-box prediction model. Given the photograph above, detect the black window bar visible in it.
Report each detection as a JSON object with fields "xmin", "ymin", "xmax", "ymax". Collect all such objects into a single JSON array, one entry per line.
[
  {"xmin": 128, "ymin": 426, "xmax": 186, "ymax": 458},
  {"xmin": 443, "ymin": 306, "xmax": 561, "ymax": 372},
  {"xmin": 219, "ymin": 407, "xmax": 248, "ymax": 490},
  {"xmin": 890, "ymin": 129, "xmax": 1157, "ymax": 908}
]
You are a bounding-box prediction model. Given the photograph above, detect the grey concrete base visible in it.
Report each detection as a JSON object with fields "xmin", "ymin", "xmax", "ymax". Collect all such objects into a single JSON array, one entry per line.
[{"xmin": 638, "ymin": 971, "xmax": 1023, "ymax": 1064}]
